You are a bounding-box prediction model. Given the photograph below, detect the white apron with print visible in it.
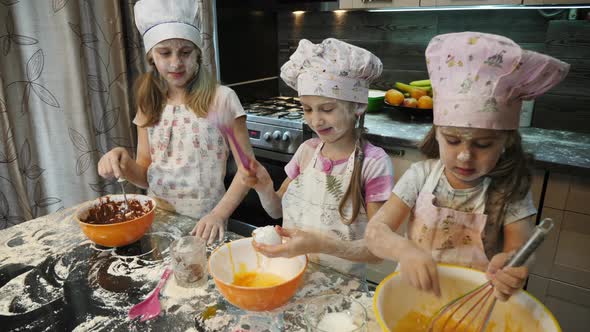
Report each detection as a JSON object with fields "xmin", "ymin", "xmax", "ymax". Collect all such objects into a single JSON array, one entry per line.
[
  {"xmin": 146, "ymin": 105, "xmax": 228, "ymax": 220},
  {"xmin": 407, "ymin": 160, "xmax": 490, "ymax": 271},
  {"xmin": 282, "ymin": 142, "xmax": 368, "ymax": 279}
]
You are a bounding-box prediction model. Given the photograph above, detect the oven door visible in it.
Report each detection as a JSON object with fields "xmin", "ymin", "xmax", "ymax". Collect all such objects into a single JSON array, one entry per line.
[{"xmin": 224, "ymin": 147, "xmax": 290, "ymax": 228}]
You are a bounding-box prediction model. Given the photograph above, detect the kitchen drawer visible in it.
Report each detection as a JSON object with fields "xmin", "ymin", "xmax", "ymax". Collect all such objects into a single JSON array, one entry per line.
[
  {"xmin": 530, "ymin": 207, "xmax": 563, "ymax": 278},
  {"xmin": 551, "ymin": 211, "xmax": 590, "ymax": 289},
  {"xmin": 566, "ymin": 176, "xmax": 590, "ymax": 215},
  {"xmin": 527, "ymin": 274, "xmax": 590, "ymax": 332},
  {"xmin": 531, "ymin": 209, "xmax": 590, "ymax": 289},
  {"xmin": 420, "ymin": 0, "xmax": 521, "ymax": 6},
  {"xmin": 544, "ymin": 172, "xmax": 570, "ymax": 210}
]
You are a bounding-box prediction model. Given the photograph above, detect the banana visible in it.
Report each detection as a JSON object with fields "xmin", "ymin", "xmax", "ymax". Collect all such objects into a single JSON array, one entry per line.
[{"xmin": 409, "ymin": 79, "xmax": 431, "ymax": 87}]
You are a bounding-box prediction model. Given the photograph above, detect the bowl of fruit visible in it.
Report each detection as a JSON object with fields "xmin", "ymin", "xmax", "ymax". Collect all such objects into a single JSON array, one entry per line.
[{"xmin": 384, "ymin": 80, "xmax": 433, "ymax": 119}]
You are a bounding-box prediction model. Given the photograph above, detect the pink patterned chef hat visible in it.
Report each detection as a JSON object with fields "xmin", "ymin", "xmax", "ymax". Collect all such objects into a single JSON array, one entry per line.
[
  {"xmin": 280, "ymin": 38, "xmax": 383, "ymax": 105},
  {"xmin": 426, "ymin": 32, "xmax": 570, "ymax": 130}
]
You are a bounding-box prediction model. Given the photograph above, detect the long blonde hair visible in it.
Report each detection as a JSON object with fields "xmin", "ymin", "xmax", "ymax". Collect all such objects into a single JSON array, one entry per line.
[
  {"xmin": 134, "ymin": 47, "xmax": 218, "ymax": 126},
  {"xmin": 339, "ymin": 103, "xmax": 368, "ymax": 225},
  {"xmin": 419, "ymin": 126, "xmax": 533, "ymax": 205}
]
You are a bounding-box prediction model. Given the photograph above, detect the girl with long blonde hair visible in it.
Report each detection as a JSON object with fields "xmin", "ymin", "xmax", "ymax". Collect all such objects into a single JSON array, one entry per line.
[{"xmin": 98, "ymin": 0, "xmax": 253, "ymax": 244}]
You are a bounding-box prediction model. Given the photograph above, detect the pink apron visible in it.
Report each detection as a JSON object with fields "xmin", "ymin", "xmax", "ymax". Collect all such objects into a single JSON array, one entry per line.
[{"xmin": 408, "ymin": 160, "xmax": 490, "ymax": 271}]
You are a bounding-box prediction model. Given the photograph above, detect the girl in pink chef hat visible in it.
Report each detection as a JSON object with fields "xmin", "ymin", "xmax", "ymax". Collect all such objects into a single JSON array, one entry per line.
[
  {"xmin": 240, "ymin": 38, "xmax": 395, "ymax": 279},
  {"xmin": 366, "ymin": 32, "xmax": 569, "ymax": 300},
  {"xmin": 97, "ymin": 0, "xmax": 254, "ymax": 244}
]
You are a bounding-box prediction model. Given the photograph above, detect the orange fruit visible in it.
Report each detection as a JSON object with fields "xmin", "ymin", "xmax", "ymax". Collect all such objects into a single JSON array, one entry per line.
[
  {"xmin": 410, "ymin": 88, "xmax": 428, "ymax": 100},
  {"xmin": 417, "ymin": 96, "xmax": 433, "ymax": 109},
  {"xmin": 385, "ymin": 89, "xmax": 404, "ymax": 106},
  {"xmin": 403, "ymin": 98, "xmax": 418, "ymax": 108}
]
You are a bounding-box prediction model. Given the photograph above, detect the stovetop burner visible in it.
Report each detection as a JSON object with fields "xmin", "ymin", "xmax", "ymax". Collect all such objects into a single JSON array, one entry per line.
[
  {"xmin": 245, "ymin": 97, "xmax": 301, "ymax": 114},
  {"xmin": 244, "ymin": 96, "xmax": 310, "ymax": 156}
]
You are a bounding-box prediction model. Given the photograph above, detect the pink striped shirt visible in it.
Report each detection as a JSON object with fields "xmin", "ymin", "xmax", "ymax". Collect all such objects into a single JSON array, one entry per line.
[{"xmin": 285, "ymin": 138, "xmax": 394, "ymax": 203}]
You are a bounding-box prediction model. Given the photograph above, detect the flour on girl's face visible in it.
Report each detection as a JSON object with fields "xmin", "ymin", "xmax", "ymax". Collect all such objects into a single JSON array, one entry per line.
[
  {"xmin": 152, "ymin": 39, "xmax": 200, "ymax": 89},
  {"xmin": 436, "ymin": 126, "xmax": 507, "ymax": 188},
  {"xmin": 300, "ymin": 95, "xmax": 357, "ymax": 146}
]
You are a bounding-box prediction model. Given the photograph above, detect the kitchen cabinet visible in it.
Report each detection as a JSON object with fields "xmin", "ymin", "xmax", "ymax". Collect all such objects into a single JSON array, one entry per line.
[
  {"xmin": 524, "ymin": 0, "xmax": 590, "ymax": 4},
  {"xmin": 339, "ymin": 0, "xmax": 420, "ymax": 9},
  {"xmin": 527, "ymin": 275, "xmax": 590, "ymax": 332},
  {"xmin": 420, "ymin": 0, "xmax": 521, "ymax": 6},
  {"xmin": 342, "ymin": 0, "xmax": 590, "ymax": 8},
  {"xmin": 528, "ymin": 172, "xmax": 590, "ymax": 331}
]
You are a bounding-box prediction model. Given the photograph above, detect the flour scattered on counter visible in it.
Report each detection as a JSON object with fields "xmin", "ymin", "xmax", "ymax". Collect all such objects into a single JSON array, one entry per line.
[
  {"xmin": 0, "ymin": 270, "xmax": 61, "ymax": 315},
  {"xmin": 72, "ymin": 315, "xmax": 110, "ymax": 331},
  {"xmin": 317, "ymin": 312, "xmax": 359, "ymax": 331},
  {"xmin": 203, "ymin": 312, "xmax": 234, "ymax": 330},
  {"xmin": 162, "ymin": 274, "xmax": 209, "ymax": 299}
]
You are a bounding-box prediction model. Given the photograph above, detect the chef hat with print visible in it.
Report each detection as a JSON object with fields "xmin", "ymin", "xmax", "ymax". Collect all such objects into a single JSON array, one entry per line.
[
  {"xmin": 134, "ymin": 0, "xmax": 203, "ymax": 53},
  {"xmin": 280, "ymin": 38, "xmax": 383, "ymax": 106},
  {"xmin": 426, "ymin": 32, "xmax": 569, "ymax": 130}
]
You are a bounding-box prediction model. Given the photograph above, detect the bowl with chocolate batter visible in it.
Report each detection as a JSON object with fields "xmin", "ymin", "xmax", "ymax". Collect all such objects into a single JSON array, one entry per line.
[{"xmin": 75, "ymin": 194, "xmax": 156, "ymax": 247}]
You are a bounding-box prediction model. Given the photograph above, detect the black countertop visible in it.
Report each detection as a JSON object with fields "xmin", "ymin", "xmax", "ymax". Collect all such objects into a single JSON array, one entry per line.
[
  {"xmin": 0, "ymin": 207, "xmax": 378, "ymax": 332},
  {"xmin": 364, "ymin": 111, "xmax": 590, "ymax": 176}
]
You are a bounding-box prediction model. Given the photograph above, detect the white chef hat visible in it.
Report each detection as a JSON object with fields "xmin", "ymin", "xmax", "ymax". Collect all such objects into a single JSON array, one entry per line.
[{"xmin": 134, "ymin": 0, "xmax": 203, "ymax": 53}]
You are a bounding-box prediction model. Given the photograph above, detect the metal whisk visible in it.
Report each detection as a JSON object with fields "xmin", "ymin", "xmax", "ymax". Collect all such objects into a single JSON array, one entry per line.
[{"xmin": 427, "ymin": 218, "xmax": 554, "ymax": 332}]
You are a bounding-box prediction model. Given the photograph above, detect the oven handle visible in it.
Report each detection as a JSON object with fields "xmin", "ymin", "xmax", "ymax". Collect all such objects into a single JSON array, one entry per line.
[{"xmin": 252, "ymin": 148, "xmax": 293, "ymax": 163}]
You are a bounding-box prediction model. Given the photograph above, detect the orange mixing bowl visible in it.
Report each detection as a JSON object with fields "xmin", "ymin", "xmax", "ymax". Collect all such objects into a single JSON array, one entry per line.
[
  {"xmin": 75, "ymin": 194, "xmax": 156, "ymax": 247},
  {"xmin": 208, "ymin": 237, "xmax": 308, "ymax": 311}
]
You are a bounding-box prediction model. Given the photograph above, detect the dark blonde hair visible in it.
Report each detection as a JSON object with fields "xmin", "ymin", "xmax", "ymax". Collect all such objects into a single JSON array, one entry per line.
[
  {"xmin": 134, "ymin": 46, "xmax": 217, "ymax": 126},
  {"xmin": 419, "ymin": 126, "xmax": 533, "ymax": 205},
  {"xmin": 339, "ymin": 103, "xmax": 367, "ymax": 225}
]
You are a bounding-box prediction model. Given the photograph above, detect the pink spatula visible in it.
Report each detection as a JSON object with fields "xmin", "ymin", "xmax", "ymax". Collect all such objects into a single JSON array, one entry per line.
[
  {"xmin": 208, "ymin": 109, "xmax": 251, "ymax": 171},
  {"xmin": 128, "ymin": 268, "xmax": 172, "ymax": 321}
]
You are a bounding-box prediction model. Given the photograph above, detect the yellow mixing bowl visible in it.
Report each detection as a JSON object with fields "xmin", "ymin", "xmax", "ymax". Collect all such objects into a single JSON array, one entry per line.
[{"xmin": 373, "ymin": 264, "xmax": 561, "ymax": 332}]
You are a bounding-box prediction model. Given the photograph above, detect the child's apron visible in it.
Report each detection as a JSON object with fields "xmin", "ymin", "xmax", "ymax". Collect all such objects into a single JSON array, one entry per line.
[
  {"xmin": 282, "ymin": 142, "xmax": 368, "ymax": 279},
  {"xmin": 146, "ymin": 105, "xmax": 228, "ymax": 220},
  {"xmin": 407, "ymin": 160, "xmax": 491, "ymax": 271}
]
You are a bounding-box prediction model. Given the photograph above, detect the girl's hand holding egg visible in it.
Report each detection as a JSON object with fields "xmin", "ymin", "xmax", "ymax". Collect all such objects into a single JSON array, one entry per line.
[
  {"xmin": 253, "ymin": 226, "xmax": 316, "ymax": 258},
  {"xmin": 252, "ymin": 225, "xmax": 282, "ymax": 246}
]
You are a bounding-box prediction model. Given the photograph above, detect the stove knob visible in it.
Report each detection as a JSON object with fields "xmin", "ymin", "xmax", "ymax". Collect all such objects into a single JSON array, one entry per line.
[
  {"xmin": 263, "ymin": 132, "xmax": 272, "ymax": 141},
  {"xmin": 272, "ymin": 130, "xmax": 282, "ymax": 141},
  {"xmin": 282, "ymin": 132, "xmax": 291, "ymax": 142}
]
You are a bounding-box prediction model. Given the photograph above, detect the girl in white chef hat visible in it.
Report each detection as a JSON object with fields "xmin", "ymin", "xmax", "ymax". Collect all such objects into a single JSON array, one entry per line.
[
  {"xmin": 241, "ymin": 38, "xmax": 395, "ymax": 279},
  {"xmin": 365, "ymin": 32, "xmax": 569, "ymax": 300},
  {"xmin": 97, "ymin": 0, "xmax": 253, "ymax": 244}
]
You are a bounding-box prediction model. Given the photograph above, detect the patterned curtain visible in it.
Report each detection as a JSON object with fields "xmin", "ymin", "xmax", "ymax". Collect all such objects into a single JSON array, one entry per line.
[{"xmin": 0, "ymin": 0, "xmax": 145, "ymax": 229}]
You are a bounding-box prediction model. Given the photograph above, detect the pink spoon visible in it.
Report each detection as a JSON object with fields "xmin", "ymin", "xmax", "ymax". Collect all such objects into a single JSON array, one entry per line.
[
  {"xmin": 208, "ymin": 110, "xmax": 251, "ymax": 171},
  {"xmin": 128, "ymin": 268, "xmax": 172, "ymax": 321}
]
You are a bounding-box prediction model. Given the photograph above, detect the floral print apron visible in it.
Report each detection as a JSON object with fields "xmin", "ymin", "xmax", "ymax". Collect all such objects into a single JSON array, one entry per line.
[
  {"xmin": 282, "ymin": 142, "xmax": 368, "ymax": 279},
  {"xmin": 146, "ymin": 105, "xmax": 228, "ymax": 220},
  {"xmin": 408, "ymin": 160, "xmax": 491, "ymax": 271}
]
